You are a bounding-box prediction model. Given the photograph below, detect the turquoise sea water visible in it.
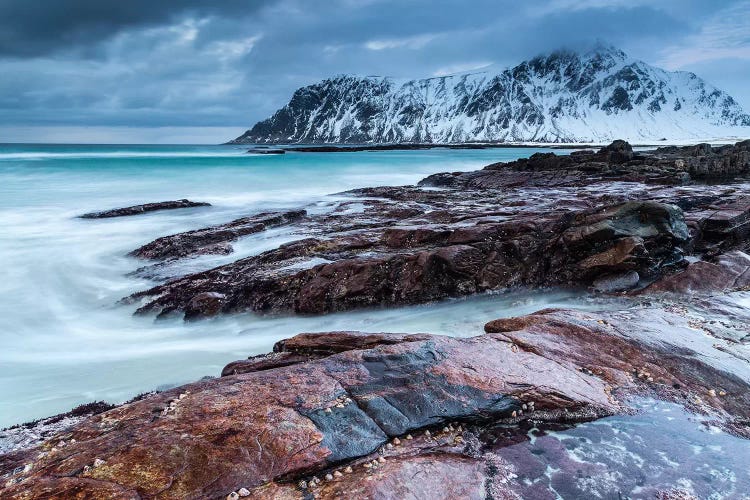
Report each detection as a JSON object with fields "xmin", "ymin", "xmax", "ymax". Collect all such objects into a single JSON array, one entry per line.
[{"xmin": 0, "ymin": 143, "xmax": 606, "ymax": 426}]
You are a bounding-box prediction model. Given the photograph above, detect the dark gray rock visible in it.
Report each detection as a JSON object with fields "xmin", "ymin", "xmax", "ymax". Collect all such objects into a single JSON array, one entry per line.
[{"xmin": 80, "ymin": 199, "xmax": 210, "ymax": 219}]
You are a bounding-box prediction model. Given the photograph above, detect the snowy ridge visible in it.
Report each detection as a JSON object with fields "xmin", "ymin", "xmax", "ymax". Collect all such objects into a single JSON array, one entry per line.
[{"xmin": 231, "ymin": 46, "xmax": 750, "ymax": 144}]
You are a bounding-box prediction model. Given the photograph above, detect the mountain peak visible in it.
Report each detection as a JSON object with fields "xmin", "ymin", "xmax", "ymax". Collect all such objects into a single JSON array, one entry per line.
[
  {"xmin": 586, "ymin": 41, "xmax": 628, "ymax": 60},
  {"xmin": 230, "ymin": 45, "xmax": 750, "ymax": 144}
]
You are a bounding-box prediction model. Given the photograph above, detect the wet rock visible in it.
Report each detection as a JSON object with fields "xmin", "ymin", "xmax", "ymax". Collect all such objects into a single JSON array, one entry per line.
[
  {"xmin": 129, "ymin": 209, "xmax": 307, "ymax": 260},
  {"xmin": 121, "ymin": 140, "xmax": 750, "ymax": 319},
  {"xmin": 127, "ymin": 201, "xmax": 691, "ymax": 318},
  {"xmin": 0, "ymin": 325, "xmax": 620, "ymax": 498},
  {"xmin": 4, "ymin": 294, "xmax": 750, "ymax": 498},
  {"xmin": 221, "ymin": 352, "xmax": 312, "ymax": 377},
  {"xmin": 0, "ymin": 402, "xmax": 115, "ymax": 455},
  {"xmin": 272, "ymin": 331, "xmax": 432, "ymax": 355},
  {"xmin": 599, "ymin": 138, "xmax": 634, "ymax": 164},
  {"xmin": 184, "ymin": 292, "xmax": 226, "ymax": 320},
  {"xmin": 420, "ymin": 139, "xmax": 750, "ymax": 189},
  {"xmin": 644, "ymin": 251, "xmax": 750, "ymax": 294},
  {"xmin": 79, "ymin": 199, "xmax": 210, "ymax": 219},
  {"xmin": 592, "ymin": 270, "xmax": 640, "ymax": 292}
]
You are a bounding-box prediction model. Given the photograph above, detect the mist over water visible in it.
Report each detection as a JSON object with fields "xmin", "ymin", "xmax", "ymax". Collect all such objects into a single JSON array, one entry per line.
[{"xmin": 0, "ymin": 143, "xmax": 604, "ymax": 427}]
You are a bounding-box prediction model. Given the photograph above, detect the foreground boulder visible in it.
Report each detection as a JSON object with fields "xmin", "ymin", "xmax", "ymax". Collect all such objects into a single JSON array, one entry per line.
[
  {"xmin": 79, "ymin": 199, "xmax": 210, "ymax": 219},
  {"xmin": 3, "ymin": 294, "xmax": 750, "ymax": 499}
]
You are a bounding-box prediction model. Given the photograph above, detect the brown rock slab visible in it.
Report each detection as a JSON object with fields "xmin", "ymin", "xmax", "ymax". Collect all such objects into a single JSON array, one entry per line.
[{"xmin": 644, "ymin": 251, "xmax": 750, "ymax": 294}]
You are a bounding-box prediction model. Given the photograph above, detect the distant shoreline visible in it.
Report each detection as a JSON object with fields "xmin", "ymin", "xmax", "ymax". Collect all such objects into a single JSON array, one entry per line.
[
  {"xmin": 242, "ymin": 139, "xmax": 748, "ymax": 154},
  {"xmin": 244, "ymin": 142, "xmax": 637, "ymax": 154}
]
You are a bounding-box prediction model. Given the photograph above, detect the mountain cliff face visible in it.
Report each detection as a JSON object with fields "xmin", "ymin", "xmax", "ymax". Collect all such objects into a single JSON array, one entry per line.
[{"xmin": 231, "ymin": 46, "xmax": 750, "ymax": 144}]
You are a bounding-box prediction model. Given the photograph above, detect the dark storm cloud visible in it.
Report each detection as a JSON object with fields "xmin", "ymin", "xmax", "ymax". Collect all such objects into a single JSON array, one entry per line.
[
  {"xmin": 0, "ymin": 0, "xmax": 747, "ymax": 142},
  {"xmin": 0, "ymin": 0, "xmax": 272, "ymax": 57}
]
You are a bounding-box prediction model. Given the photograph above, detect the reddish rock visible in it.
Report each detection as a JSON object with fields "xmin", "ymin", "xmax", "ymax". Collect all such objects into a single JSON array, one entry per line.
[
  {"xmin": 130, "ymin": 209, "xmax": 306, "ymax": 260},
  {"xmin": 127, "ymin": 200, "xmax": 690, "ymax": 318},
  {"xmin": 644, "ymin": 251, "xmax": 750, "ymax": 294},
  {"xmin": 114, "ymin": 140, "xmax": 750, "ymax": 318},
  {"xmin": 4, "ymin": 295, "xmax": 750, "ymax": 499},
  {"xmin": 0, "ymin": 328, "xmax": 618, "ymax": 498}
]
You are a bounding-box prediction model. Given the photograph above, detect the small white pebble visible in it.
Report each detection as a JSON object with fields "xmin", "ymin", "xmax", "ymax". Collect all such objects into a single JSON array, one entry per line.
[
  {"xmin": 324, "ymin": 407, "xmax": 332, "ymax": 413},
  {"xmin": 424, "ymin": 430, "xmax": 431, "ymax": 437},
  {"xmin": 23, "ymin": 464, "xmax": 33, "ymax": 473},
  {"xmin": 238, "ymin": 487, "xmax": 250, "ymax": 497},
  {"xmin": 226, "ymin": 492, "xmax": 239, "ymax": 500},
  {"xmin": 405, "ymin": 434, "xmax": 413, "ymax": 440},
  {"xmin": 378, "ymin": 457, "xmax": 386, "ymax": 463},
  {"xmin": 298, "ymin": 480, "xmax": 308, "ymax": 489},
  {"xmin": 333, "ymin": 471, "xmax": 343, "ymax": 478},
  {"xmin": 386, "ymin": 443, "xmax": 393, "ymax": 449},
  {"xmin": 325, "ymin": 473, "xmax": 333, "ymax": 481},
  {"xmin": 93, "ymin": 458, "xmax": 106, "ymax": 468},
  {"xmin": 335, "ymin": 403, "xmax": 345, "ymax": 409},
  {"xmin": 708, "ymin": 389, "xmax": 717, "ymax": 397},
  {"xmin": 392, "ymin": 437, "xmax": 401, "ymax": 445},
  {"xmin": 511, "ymin": 410, "xmax": 517, "ymax": 418},
  {"xmin": 344, "ymin": 466, "xmax": 353, "ymax": 473},
  {"xmin": 719, "ymin": 390, "xmax": 727, "ymax": 396},
  {"xmin": 522, "ymin": 404, "xmax": 528, "ymax": 410}
]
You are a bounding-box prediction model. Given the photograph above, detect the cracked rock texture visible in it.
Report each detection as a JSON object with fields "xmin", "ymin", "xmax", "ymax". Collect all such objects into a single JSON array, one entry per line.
[{"xmin": 3, "ymin": 293, "xmax": 750, "ymax": 499}]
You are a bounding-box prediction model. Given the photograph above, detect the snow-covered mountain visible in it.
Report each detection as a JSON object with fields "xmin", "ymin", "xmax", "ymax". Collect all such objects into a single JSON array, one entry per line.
[{"xmin": 230, "ymin": 46, "xmax": 750, "ymax": 144}]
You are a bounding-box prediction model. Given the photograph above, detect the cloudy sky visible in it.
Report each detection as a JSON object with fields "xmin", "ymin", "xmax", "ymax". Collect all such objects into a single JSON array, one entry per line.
[{"xmin": 1, "ymin": 0, "xmax": 749, "ymax": 143}]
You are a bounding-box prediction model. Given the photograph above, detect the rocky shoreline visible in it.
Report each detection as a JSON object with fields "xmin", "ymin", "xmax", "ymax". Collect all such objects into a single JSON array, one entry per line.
[
  {"xmin": 124, "ymin": 140, "xmax": 750, "ymax": 319},
  {"xmin": 245, "ymin": 143, "xmax": 607, "ymax": 154},
  {"xmin": 3, "ymin": 292, "xmax": 750, "ymax": 498},
  {"xmin": 4, "ymin": 140, "xmax": 750, "ymax": 498}
]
